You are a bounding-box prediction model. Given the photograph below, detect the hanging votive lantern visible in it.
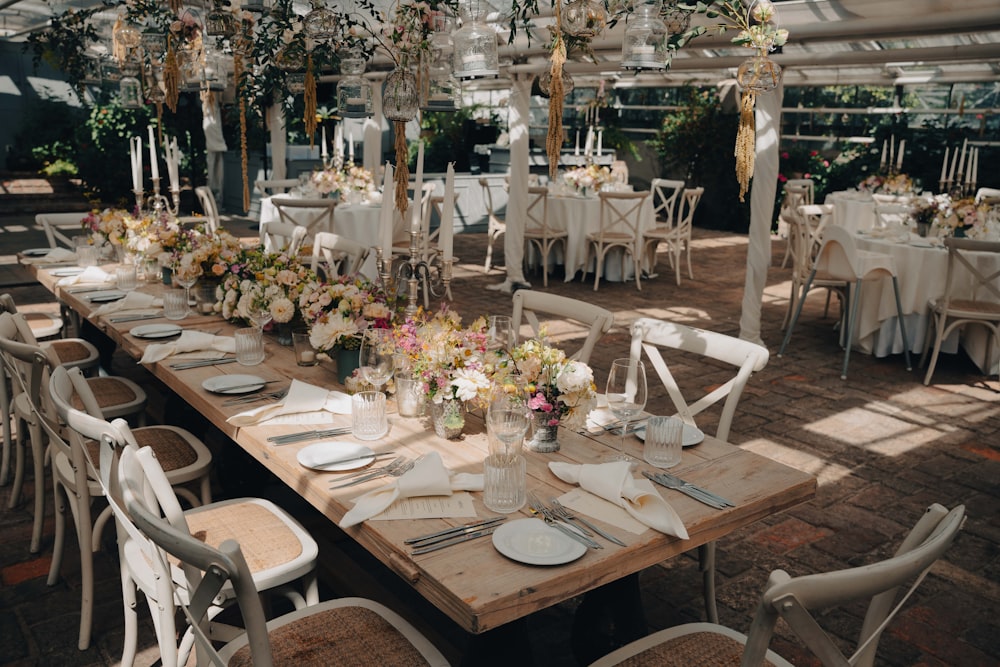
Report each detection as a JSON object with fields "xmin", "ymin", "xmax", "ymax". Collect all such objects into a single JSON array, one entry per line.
[
  {"xmin": 423, "ymin": 16, "xmax": 460, "ymax": 111},
  {"xmin": 141, "ymin": 32, "xmax": 167, "ymax": 60},
  {"xmin": 303, "ymin": 3, "xmax": 339, "ymax": 41},
  {"xmin": 114, "ymin": 21, "xmax": 142, "ymax": 50},
  {"xmin": 145, "ymin": 65, "xmax": 166, "ymax": 103},
  {"xmin": 286, "ymin": 72, "xmax": 307, "ymax": 94},
  {"xmin": 205, "ymin": 2, "xmax": 237, "ymax": 39},
  {"xmin": 453, "ymin": 0, "xmax": 499, "ymax": 80},
  {"xmin": 621, "ymin": 0, "xmax": 669, "ymax": 70},
  {"xmin": 274, "ymin": 42, "xmax": 307, "ymax": 72},
  {"xmin": 119, "ymin": 75, "xmax": 142, "ymax": 108},
  {"xmin": 736, "ymin": 53, "xmax": 782, "ymax": 92},
  {"xmin": 537, "ymin": 68, "xmax": 574, "ymax": 98},
  {"xmin": 562, "ymin": 0, "xmax": 607, "ymax": 39},
  {"xmin": 383, "ymin": 55, "xmax": 419, "ymax": 123},
  {"xmin": 337, "ymin": 51, "xmax": 373, "ymax": 118},
  {"xmin": 203, "ymin": 49, "xmax": 228, "ymax": 90}
]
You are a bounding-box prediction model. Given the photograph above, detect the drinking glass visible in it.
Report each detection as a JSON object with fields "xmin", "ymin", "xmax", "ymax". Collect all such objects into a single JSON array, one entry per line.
[
  {"xmin": 173, "ymin": 263, "xmax": 202, "ymax": 310},
  {"xmin": 484, "ymin": 379, "xmax": 530, "ymax": 513},
  {"xmin": 115, "ymin": 265, "xmax": 137, "ymax": 291},
  {"xmin": 644, "ymin": 416, "xmax": 683, "ymax": 468},
  {"xmin": 247, "ymin": 297, "xmax": 273, "ymax": 332},
  {"xmin": 604, "ymin": 358, "xmax": 647, "ymax": 462},
  {"xmin": 487, "ymin": 379, "xmax": 530, "ymax": 458},
  {"xmin": 234, "ymin": 327, "xmax": 265, "ymax": 365},
  {"xmin": 351, "ymin": 391, "xmax": 388, "ymax": 440},
  {"xmin": 359, "ymin": 328, "xmax": 395, "ymax": 391},
  {"xmin": 487, "ymin": 315, "xmax": 516, "ymax": 354},
  {"xmin": 163, "ymin": 290, "xmax": 189, "ymax": 320}
]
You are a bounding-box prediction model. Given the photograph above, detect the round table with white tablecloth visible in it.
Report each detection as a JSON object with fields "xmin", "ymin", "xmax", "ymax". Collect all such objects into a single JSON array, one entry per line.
[{"xmin": 853, "ymin": 233, "xmax": 999, "ymax": 374}]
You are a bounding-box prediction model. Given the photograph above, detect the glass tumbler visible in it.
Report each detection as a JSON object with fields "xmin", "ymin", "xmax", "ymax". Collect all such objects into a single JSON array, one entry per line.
[
  {"xmin": 162, "ymin": 290, "xmax": 189, "ymax": 320},
  {"xmin": 115, "ymin": 265, "xmax": 137, "ymax": 291},
  {"xmin": 234, "ymin": 327, "xmax": 265, "ymax": 366},
  {"xmin": 643, "ymin": 416, "xmax": 683, "ymax": 468},
  {"xmin": 394, "ymin": 372, "xmax": 423, "ymax": 418},
  {"xmin": 351, "ymin": 391, "xmax": 388, "ymax": 441}
]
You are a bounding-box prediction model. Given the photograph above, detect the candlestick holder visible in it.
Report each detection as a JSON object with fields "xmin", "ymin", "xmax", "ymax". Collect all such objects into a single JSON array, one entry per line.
[
  {"xmin": 133, "ymin": 188, "xmax": 145, "ymax": 212},
  {"xmin": 393, "ymin": 228, "xmax": 451, "ymax": 317},
  {"xmin": 170, "ymin": 186, "xmax": 181, "ymax": 214}
]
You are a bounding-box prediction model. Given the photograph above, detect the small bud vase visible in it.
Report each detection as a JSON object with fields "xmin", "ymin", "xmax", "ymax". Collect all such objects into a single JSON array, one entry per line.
[
  {"xmin": 431, "ymin": 398, "xmax": 465, "ymax": 440},
  {"xmin": 527, "ymin": 412, "xmax": 560, "ymax": 453}
]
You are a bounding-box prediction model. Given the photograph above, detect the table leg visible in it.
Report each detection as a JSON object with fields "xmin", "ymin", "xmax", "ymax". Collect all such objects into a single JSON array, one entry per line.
[{"xmin": 571, "ymin": 573, "xmax": 646, "ymax": 665}]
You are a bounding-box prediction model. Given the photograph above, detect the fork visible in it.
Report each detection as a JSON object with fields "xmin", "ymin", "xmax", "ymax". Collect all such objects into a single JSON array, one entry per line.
[
  {"xmin": 222, "ymin": 389, "xmax": 288, "ymax": 406},
  {"xmin": 643, "ymin": 471, "xmax": 727, "ymax": 510},
  {"xmin": 550, "ymin": 498, "xmax": 627, "ymax": 547},
  {"xmin": 329, "ymin": 457, "xmax": 414, "ymax": 489},
  {"xmin": 527, "ymin": 493, "xmax": 602, "ymax": 549}
]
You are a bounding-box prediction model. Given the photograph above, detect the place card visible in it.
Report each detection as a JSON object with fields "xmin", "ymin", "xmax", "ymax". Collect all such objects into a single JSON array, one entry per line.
[{"xmin": 370, "ymin": 492, "xmax": 477, "ymax": 521}]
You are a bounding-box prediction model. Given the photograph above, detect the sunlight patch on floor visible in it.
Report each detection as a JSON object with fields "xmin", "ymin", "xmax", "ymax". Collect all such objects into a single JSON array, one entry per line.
[
  {"xmin": 804, "ymin": 405, "xmax": 946, "ymax": 457},
  {"xmin": 742, "ymin": 438, "xmax": 852, "ymax": 485},
  {"xmin": 1, "ymin": 225, "xmax": 31, "ymax": 233},
  {"xmin": 635, "ymin": 306, "xmax": 711, "ymax": 322}
]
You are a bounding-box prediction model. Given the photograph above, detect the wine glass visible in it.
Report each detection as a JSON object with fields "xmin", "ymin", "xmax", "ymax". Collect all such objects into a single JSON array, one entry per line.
[
  {"xmin": 604, "ymin": 358, "xmax": 647, "ymax": 462},
  {"xmin": 246, "ymin": 293, "xmax": 273, "ymax": 332},
  {"xmin": 487, "ymin": 379, "xmax": 530, "ymax": 461},
  {"xmin": 360, "ymin": 328, "xmax": 395, "ymax": 392},
  {"xmin": 487, "ymin": 315, "xmax": 516, "ymax": 353},
  {"xmin": 173, "ymin": 263, "xmax": 202, "ymax": 314}
]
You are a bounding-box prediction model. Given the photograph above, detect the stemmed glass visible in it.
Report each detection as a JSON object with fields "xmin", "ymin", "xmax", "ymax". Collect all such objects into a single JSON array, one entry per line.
[
  {"xmin": 173, "ymin": 263, "xmax": 202, "ymax": 314},
  {"xmin": 247, "ymin": 294, "xmax": 273, "ymax": 332},
  {"xmin": 487, "ymin": 379, "xmax": 531, "ymax": 460},
  {"xmin": 360, "ymin": 328, "xmax": 395, "ymax": 392},
  {"xmin": 487, "ymin": 315, "xmax": 517, "ymax": 354},
  {"xmin": 604, "ymin": 358, "xmax": 647, "ymax": 462}
]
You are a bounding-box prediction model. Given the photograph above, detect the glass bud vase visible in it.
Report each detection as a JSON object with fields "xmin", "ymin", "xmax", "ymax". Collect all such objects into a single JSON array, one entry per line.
[
  {"xmin": 431, "ymin": 398, "xmax": 465, "ymax": 440},
  {"xmin": 383, "ymin": 55, "xmax": 419, "ymax": 123},
  {"xmin": 527, "ymin": 412, "xmax": 560, "ymax": 453}
]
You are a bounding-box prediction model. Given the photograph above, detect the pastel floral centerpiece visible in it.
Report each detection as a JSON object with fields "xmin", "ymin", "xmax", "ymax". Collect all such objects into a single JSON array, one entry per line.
[
  {"xmin": 124, "ymin": 212, "xmax": 188, "ymax": 265},
  {"xmin": 933, "ymin": 196, "xmax": 993, "ymax": 239},
  {"xmin": 504, "ymin": 335, "xmax": 597, "ymax": 432},
  {"xmin": 81, "ymin": 208, "xmax": 130, "ymax": 248},
  {"xmin": 309, "ymin": 163, "xmax": 376, "ymax": 201},
  {"xmin": 564, "ymin": 164, "xmax": 612, "ymax": 195},
  {"xmin": 218, "ymin": 246, "xmax": 318, "ymax": 328},
  {"xmin": 858, "ymin": 172, "xmax": 914, "ymax": 196},
  {"xmin": 298, "ymin": 275, "xmax": 392, "ymax": 354}
]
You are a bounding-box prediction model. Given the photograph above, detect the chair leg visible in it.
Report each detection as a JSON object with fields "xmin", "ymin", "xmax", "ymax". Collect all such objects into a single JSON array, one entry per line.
[
  {"xmin": 76, "ymin": 484, "xmax": 94, "ymax": 650},
  {"xmin": 841, "ymin": 279, "xmax": 863, "ymax": 380},
  {"xmin": 47, "ymin": 481, "xmax": 67, "ymax": 586},
  {"xmin": 8, "ymin": 418, "xmax": 25, "ymax": 509},
  {"xmin": 699, "ymin": 542, "xmax": 719, "ymax": 623},
  {"xmin": 120, "ymin": 573, "xmax": 139, "ymax": 667},
  {"xmin": 891, "ymin": 276, "xmax": 913, "ymax": 371},
  {"xmin": 922, "ymin": 313, "xmax": 948, "ymax": 385},
  {"xmin": 29, "ymin": 420, "xmax": 45, "ymax": 554},
  {"xmin": 779, "ymin": 270, "xmax": 817, "ymax": 357},
  {"xmin": 685, "ymin": 238, "xmax": 693, "ymax": 280},
  {"xmin": 484, "ymin": 234, "xmax": 495, "ymax": 273},
  {"xmin": 0, "ymin": 381, "xmax": 11, "ymax": 486}
]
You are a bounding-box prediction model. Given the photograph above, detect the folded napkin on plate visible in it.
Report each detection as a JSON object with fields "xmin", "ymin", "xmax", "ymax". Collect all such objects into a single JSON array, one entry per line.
[
  {"xmin": 90, "ymin": 291, "xmax": 163, "ymax": 317},
  {"xmin": 339, "ymin": 452, "xmax": 483, "ymax": 528},
  {"xmin": 549, "ymin": 461, "xmax": 688, "ymax": 539},
  {"xmin": 140, "ymin": 330, "xmax": 235, "ymax": 364},
  {"xmin": 228, "ymin": 379, "xmax": 352, "ymax": 426},
  {"xmin": 22, "ymin": 248, "xmax": 76, "ymax": 264},
  {"xmin": 57, "ymin": 266, "xmax": 113, "ymax": 287}
]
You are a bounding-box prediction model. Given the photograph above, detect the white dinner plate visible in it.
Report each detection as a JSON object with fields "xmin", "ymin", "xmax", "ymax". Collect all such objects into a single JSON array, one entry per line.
[
  {"xmin": 50, "ymin": 267, "xmax": 85, "ymax": 277},
  {"xmin": 634, "ymin": 422, "xmax": 705, "ymax": 447},
  {"xmin": 86, "ymin": 290, "xmax": 127, "ymax": 303},
  {"xmin": 296, "ymin": 441, "xmax": 375, "ymax": 472},
  {"xmin": 130, "ymin": 323, "xmax": 183, "ymax": 339},
  {"xmin": 22, "ymin": 248, "xmax": 53, "ymax": 257},
  {"xmin": 492, "ymin": 518, "xmax": 587, "ymax": 566},
  {"xmin": 202, "ymin": 375, "xmax": 266, "ymax": 395}
]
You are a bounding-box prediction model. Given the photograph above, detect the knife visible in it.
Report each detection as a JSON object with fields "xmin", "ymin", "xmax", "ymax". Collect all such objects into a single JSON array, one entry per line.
[
  {"xmin": 643, "ymin": 471, "xmax": 727, "ymax": 510},
  {"xmin": 211, "ymin": 379, "xmax": 280, "ymax": 393},
  {"xmin": 267, "ymin": 427, "xmax": 354, "ymax": 444},
  {"xmin": 410, "ymin": 527, "xmax": 499, "ymax": 555},
  {"xmin": 404, "ymin": 517, "xmax": 507, "ymax": 545},
  {"xmin": 110, "ymin": 314, "xmax": 161, "ymax": 323},
  {"xmin": 312, "ymin": 451, "xmax": 396, "ymax": 470},
  {"xmin": 170, "ymin": 358, "xmax": 238, "ymax": 370}
]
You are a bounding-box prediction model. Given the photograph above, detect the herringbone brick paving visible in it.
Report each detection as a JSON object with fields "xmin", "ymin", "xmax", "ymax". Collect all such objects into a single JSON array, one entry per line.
[{"xmin": 0, "ymin": 213, "xmax": 997, "ymax": 666}]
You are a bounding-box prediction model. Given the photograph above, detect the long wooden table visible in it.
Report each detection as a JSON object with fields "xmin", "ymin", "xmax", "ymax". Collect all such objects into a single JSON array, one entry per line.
[{"xmin": 33, "ymin": 260, "xmax": 817, "ymax": 635}]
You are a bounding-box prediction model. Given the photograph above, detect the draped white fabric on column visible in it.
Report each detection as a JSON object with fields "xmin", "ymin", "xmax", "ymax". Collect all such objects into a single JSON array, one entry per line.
[
  {"xmin": 202, "ymin": 95, "xmax": 227, "ymax": 203},
  {"xmin": 738, "ymin": 83, "xmax": 782, "ymax": 345},
  {"xmin": 490, "ymin": 73, "xmax": 531, "ymax": 291},
  {"xmin": 364, "ymin": 76, "xmax": 384, "ymax": 173},
  {"xmin": 268, "ymin": 103, "xmax": 287, "ymax": 181}
]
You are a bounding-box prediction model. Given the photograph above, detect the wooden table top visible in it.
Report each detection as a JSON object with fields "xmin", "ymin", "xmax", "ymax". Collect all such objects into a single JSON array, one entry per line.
[{"xmin": 33, "ymin": 261, "xmax": 817, "ymax": 634}]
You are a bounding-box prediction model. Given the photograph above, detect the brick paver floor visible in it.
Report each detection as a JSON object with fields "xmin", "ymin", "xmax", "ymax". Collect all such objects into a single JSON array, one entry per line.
[{"xmin": 0, "ymin": 214, "xmax": 996, "ymax": 666}]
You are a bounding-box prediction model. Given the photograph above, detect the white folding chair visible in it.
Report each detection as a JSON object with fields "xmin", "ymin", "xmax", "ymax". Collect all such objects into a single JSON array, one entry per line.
[
  {"xmin": 584, "ymin": 191, "xmax": 650, "ymax": 291},
  {"xmin": 120, "ymin": 445, "xmax": 449, "ymax": 667},
  {"xmin": 920, "ymin": 237, "xmax": 1000, "ymax": 385},
  {"xmin": 780, "ymin": 224, "xmax": 913, "ymax": 380},
  {"xmin": 36, "ymin": 211, "xmax": 89, "ymax": 250},
  {"xmin": 194, "ymin": 185, "xmax": 221, "ymax": 233},
  {"xmin": 480, "ymin": 177, "xmax": 507, "ymax": 273},
  {"xmin": 523, "ymin": 186, "xmax": 567, "ymax": 287},
  {"xmin": 511, "ymin": 290, "xmax": 613, "ymax": 365},
  {"xmin": 270, "ymin": 196, "xmax": 337, "ymax": 237},
  {"xmin": 310, "ymin": 231, "xmax": 370, "ymax": 279},
  {"xmin": 259, "ymin": 218, "xmax": 309, "ymax": 256},
  {"xmin": 629, "ymin": 317, "xmax": 770, "ymax": 623},
  {"xmin": 591, "ymin": 504, "xmax": 965, "ymax": 667}
]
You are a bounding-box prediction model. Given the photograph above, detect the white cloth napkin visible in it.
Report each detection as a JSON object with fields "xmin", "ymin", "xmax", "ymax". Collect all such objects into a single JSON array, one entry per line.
[
  {"xmin": 228, "ymin": 379, "xmax": 352, "ymax": 427},
  {"xmin": 549, "ymin": 461, "xmax": 688, "ymax": 539},
  {"xmin": 140, "ymin": 330, "xmax": 235, "ymax": 364},
  {"xmin": 22, "ymin": 248, "xmax": 76, "ymax": 264},
  {"xmin": 57, "ymin": 266, "xmax": 113, "ymax": 286},
  {"xmin": 339, "ymin": 452, "xmax": 484, "ymax": 528},
  {"xmin": 89, "ymin": 291, "xmax": 163, "ymax": 317}
]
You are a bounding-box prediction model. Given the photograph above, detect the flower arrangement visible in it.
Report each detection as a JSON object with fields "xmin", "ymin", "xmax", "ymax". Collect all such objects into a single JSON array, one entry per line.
[
  {"xmin": 81, "ymin": 208, "xmax": 130, "ymax": 247},
  {"xmin": 858, "ymin": 173, "xmax": 913, "ymax": 196},
  {"xmin": 563, "ymin": 164, "xmax": 612, "ymax": 193},
  {"xmin": 934, "ymin": 197, "xmax": 991, "ymax": 238},
  {"xmin": 299, "ymin": 275, "xmax": 392, "ymax": 353},
  {"xmin": 911, "ymin": 194, "xmax": 949, "ymax": 228},
  {"xmin": 309, "ymin": 163, "xmax": 376, "ymax": 199},
  {"xmin": 393, "ymin": 308, "xmax": 492, "ymax": 406},
  {"xmin": 124, "ymin": 212, "xmax": 193, "ymax": 265},
  {"xmin": 503, "ymin": 336, "xmax": 597, "ymax": 430},
  {"xmin": 382, "ymin": 1, "xmax": 435, "ymax": 57},
  {"xmin": 218, "ymin": 246, "xmax": 318, "ymax": 326}
]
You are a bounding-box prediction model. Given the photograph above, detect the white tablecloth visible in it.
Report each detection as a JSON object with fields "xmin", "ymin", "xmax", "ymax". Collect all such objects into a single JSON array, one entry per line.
[
  {"xmin": 826, "ymin": 191, "xmax": 877, "ymax": 233},
  {"xmin": 854, "ymin": 234, "xmax": 999, "ymax": 373},
  {"xmin": 259, "ymin": 197, "xmax": 383, "ymax": 279},
  {"xmin": 541, "ymin": 193, "xmax": 656, "ymax": 282}
]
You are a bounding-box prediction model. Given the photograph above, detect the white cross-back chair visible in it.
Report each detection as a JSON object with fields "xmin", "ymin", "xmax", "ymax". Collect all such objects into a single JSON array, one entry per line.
[
  {"xmin": 36, "ymin": 211, "xmax": 89, "ymax": 250},
  {"xmin": 391, "ymin": 182, "xmax": 438, "ymax": 259},
  {"xmin": 873, "ymin": 203, "xmax": 911, "ymax": 236},
  {"xmin": 642, "ymin": 187, "xmax": 702, "ymax": 285},
  {"xmin": 523, "ymin": 186, "xmax": 567, "ymax": 287},
  {"xmin": 591, "ymin": 503, "xmax": 965, "ymax": 667},
  {"xmin": 120, "ymin": 444, "xmax": 450, "ymax": 667},
  {"xmin": 585, "ymin": 191, "xmax": 650, "ymax": 291},
  {"xmin": 269, "ymin": 196, "xmax": 336, "ymax": 237},
  {"xmin": 480, "ymin": 177, "xmax": 507, "ymax": 272},
  {"xmin": 194, "ymin": 185, "xmax": 221, "ymax": 233},
  {"xmin": 310, "ymin": 231, "xmax": 370, "ymax": 279},
  {"xmin": 920, "ymin": 237, "xmax": 1000, "ymax": 385},
  {"xmin": 511, "ymin": 290, "xmax": 613, "ymax": 365},
  {"xmin": 254, "ymin": 178, "xmax": 299, "ymax": 199},
  {"xmin": 781, "ymin": 204, "xmax": 844, "ymax": 330},
  {"xmin": 259, "ymin": 218, "xmax": 309, "ymax": 256},
  {"xmin": 778, "ymin": 180, "xmax": 814, "ymax": 268},
  {"xmin": 629, "ymin": 317, "xmax": 769, "ymax": 623},
  {"xmin": 780, "ymin": 224, "xmax": 913, "ymax": 380},
  {"xmin": 975, "ymin": 187, "xmax": 1000, "ymax": 204},
  {"xmin": 650, "ymin": 178, "xmax": 684, "ymax": 228},
  {"xmin": 45, "ymin": 365, "xmax": 212, "ymax": 655}
]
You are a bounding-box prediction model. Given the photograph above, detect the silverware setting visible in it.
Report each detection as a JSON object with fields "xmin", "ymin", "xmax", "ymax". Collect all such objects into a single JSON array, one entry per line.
[
  {"xmin": 267, "ymin": 426, "xmax": 353, "ymax": 444},
  {"xmin": 549, "ymin": 498, "xmax": 626, "ymax": 547},
  {"xmin": 410, "ymin": 526, "xmax": 500, "ymax": 555},
  {"xmin": 642, "ymin": 471, "xmax": 734, "ymax": 510},
  {"xmin": 210, "ymin": 379, "xmax": 281, "ymax": 393},
  {"xmin": 404, "ymin": 517, "xmax": 507, "ymax": 546},
  {"xmin": 311, "ymin": 451, "xmax": 396, "ymax": 470},
  {"xmin": 170, "ymin": 358, "xmax": 238, "ymax": 370},
  {"xmin": 109, "ymin": 314, "xmax": 161, "ymax": 323},
  {"xmin": 527, "ymin": 493, "xmax": 602, "ymax": 549},
  {"xmin": 222, "ymin": 389, "xmax": 288, "ymax": 406},
  {"xmin": 602, "ymin": 418, "xmax": 648, "ymax": 436},
  {"xmin": 329, "ymin": 457, "xmax": 415, "ymax": 489}
]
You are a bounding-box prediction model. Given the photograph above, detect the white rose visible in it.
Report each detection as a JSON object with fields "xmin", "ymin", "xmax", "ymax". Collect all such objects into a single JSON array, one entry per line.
[{"xmin": 556, "ymin": 362, "xmax": 593, "ymax": 395}]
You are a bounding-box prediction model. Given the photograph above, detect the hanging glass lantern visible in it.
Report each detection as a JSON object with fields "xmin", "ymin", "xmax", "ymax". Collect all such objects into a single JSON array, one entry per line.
[
  {"xmin": 452, "ymin": 0, "xmax": 498, "ymax": 80},
  {"xmin": 383, "ymin": 54, "xmax": 419, "ymax": 123},
  {"xmin": 145, "ymin": 65, "xmax": 166, "ymax": 103},
  {"xmin": 114, "ymin": 21, "xmax": 142, "ymax": 50},
  {"xmin": 537, "ymin": 69, "xmax": 574, "ymax": 98},
  {"xmin": 203, "ymin": 49, "xmax": 228, "ymax": 91},
  {"xmin": 274, "ymin": 42, "xmax": 307, "ymax": 72},
  {"xmin": 736, "ymin": 54, "xmax": 782, "ymax": 92},
  {"xmin": 120, "ymin": 75, "xmax": 142, "ymax": 108},
  {"xmin": 101, "ymin": 55, "xmax": 122, "ymax": 83},
  {"xmin": 303, "ymin": 3, "xmax": 339, "ymax": 41},
  {"xmin": 141, "ymin": 32, "xmax": 167, "ymax": 60},
  {"xmin": 423, "ymin": 16, "xmax": 460, "ymax": 111},
  {"xmin": 337, "ymin": 51, "xmax": 373, "ymax": 118},
  {"xmin": 205, "ymin": 2, "xmax": 237, "ymax": 39},
  {"xmin": 286, "ymin": 72, "xmax": 307, "ymax": 94},
  {"xmin": 562, "ymin": 0, "xmax": 607, "ymax": 39},
  {"xmin": 621, "ymin": 0, "xmax": 669, "ymax": 70}
]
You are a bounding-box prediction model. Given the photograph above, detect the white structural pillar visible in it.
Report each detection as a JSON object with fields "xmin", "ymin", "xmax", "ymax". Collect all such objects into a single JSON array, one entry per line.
[
  {"xmin": 491, "ymin": 72, "xmax": 531, "ymax": 292},
  {"xmin": 364, "ymin": 76, "xmax": 385, "ymax": 173},
  {"xmin": 268, "ymin": 103, "xmax": 287, "ymax": 181},
  {"xmin": 738, "ymin": 82, "xmax": 782, "ymax": 345}
]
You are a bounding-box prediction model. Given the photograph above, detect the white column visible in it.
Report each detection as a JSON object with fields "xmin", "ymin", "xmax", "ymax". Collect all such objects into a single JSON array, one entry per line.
[
  {"xmin": 739, "ymin": 83, "xmax": 782, "ymax": 346},
  {"xmin": 363, "ymin": 75, "xmax": 385, "ymax": 173},
  {"xmin": 500, "ymin": 73, "xmax": 531, "ymax": 288},
  {"xmin": 268, "ymin": 103, "xmax": 287, "ymax": 181}
]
